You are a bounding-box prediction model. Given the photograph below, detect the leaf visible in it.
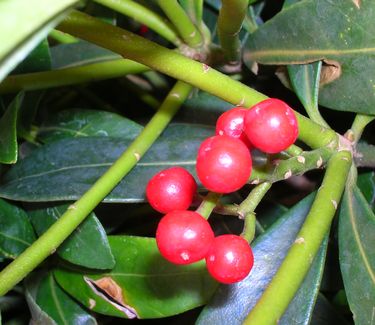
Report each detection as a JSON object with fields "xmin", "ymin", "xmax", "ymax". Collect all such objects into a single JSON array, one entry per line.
[
  {"xmin": 29, "ymin": 203, "xmax": 115, "ymax": 269},
  {"xmin": 37, "ymin": 108, "xmax": 143, "ymax": 143},
  {"xmin": 310, "ymin": 293, "xmax": 350, "ymax": 325},
  {"xmin": 12, "ymin": 39, "xmax": 51, "ymax": 74},
  {"xmin": 26, "ymin": 272, "xmax": 97, "ymax": 325},
  {"xmin": 0, "ymin": 0, "xmax": 80, "ymax": 83},
  {"xmin": 0, "ymin": 124, "xmax": 213, "ymax": 202},
  {"xmin": 357, "ymin": 171, "xmax": 375, "ymax": 210},
  {"xmin": 0, "ymin": 92, "xmax": 23, "ymax": 164},
  {"xmin": 0, "ymin": 198, "xmax": 36, "ymax": 259},
  {"xmin": 197, "ymin": 193, "xmax": 326, "ymax": 324},
  {"xmin": 244, "ymin": 0, "xmax": 375, "ymax": 114},
  {"xmin": 339, "ymin": 185, "xmax": 375, "ymax": 325},
  {"xmin": 50, "ymin": 41, "xmax": 121, "ymax": 69},
  {"xmin": 54, "ymin": 236, "xmax": 218, "ymax": 319}
]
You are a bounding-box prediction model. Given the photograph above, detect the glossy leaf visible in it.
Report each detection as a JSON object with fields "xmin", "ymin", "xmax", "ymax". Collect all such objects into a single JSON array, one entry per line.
[
  {"xmin": 54, "ymin": 236, "xmax": 218, "ymax": 319},
  {"xmin": 0, "ymin": 124, "xmax": 212, "ymax": 202},
  {"xmin": 26, "ymin": 272, "xmax": 97, "ymax": 325},
  {"xmin": 197, "ymin": 193, "xmax": 326, "ymax": 324},
  {"xmin": 244, "ymin": 0, "xmax": 375, "ymax": 114},
  {"xmin": 357, "ymin": 171, "xmax": 375, "ymax": 211},
  {"xmin": 339, "ymin": 185, "xmax": 375, "ymax": 325},
  {"xmin": 0, "ymin": 92, "xmax": 23, "ymax": 164},
  {"xmin": 37, "ymin": 108, "xmax": 143, "ymax": 143},
  {"xmin": 0, "ymin": 198, "xmax": 36, "ymax": 259},
  {"xmin": 0, "ymin": 0, "xmax": 79, "ymax": 83},
  {"xmin": 29, "ymin": 203, "xmax": 115, "ymax": 269},
  {"xmin": 51, "ymin": 41, "xmax": 121, "ymax": 69}
]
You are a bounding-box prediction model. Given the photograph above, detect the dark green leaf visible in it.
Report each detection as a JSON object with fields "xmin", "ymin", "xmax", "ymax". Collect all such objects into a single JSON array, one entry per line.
[
  {"xmin": 244, "ymin": 0, "xmax": 375, "ymax": 114},
  {"xmin": 339, "ymin": 185, "xmax": 375, "ymax": 325},
  {"xmin": 0, "ymin": 0, "xmax": 80, "ymax": 82},
  {"xmin": 29, "ymin": 203, "xmax": 115, "ymax": 269},
  {"xmin": 310, "ymin": 293, "xmax": 350, "ymax": 325},
  {"xmin": 54, "ymin": 236, "xmax": 218, "ymax": 319},
  {"xmin": 197, "ymin": 193, "xmax": 318, "ymax": 324},
  {"xmin": 12, "ymin": 39, "xmax": 51, "ymax": 74},
  {"xmin": 355, "ymin": 142, "xmax": 375, "ymax": 168},
  {"xmin": 0, "ymin": 198, "xmax": 35, "ymax": 259},
  {"xmin": 51, "ymin": 41, "xmax": 121, "ymax": 69},
  {"xmin": 0, "ymin": 92, "xmax": 23, "ymax": 164},
  {"xmin": 0, "ymin": 124, "xmax": 212, "ymax": 202},
  {"xmin": 357, "ymin": 171, "xmax": 375, "ymax": 210},
  {"xmin": 37, "ymin": 108, "xmax": 143, "ymax": 143}
]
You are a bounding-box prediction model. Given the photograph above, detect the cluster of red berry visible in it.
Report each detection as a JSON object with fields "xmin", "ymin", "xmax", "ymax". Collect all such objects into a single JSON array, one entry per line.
[{"xmin": 146, "ymin": 98, "xmax": 298, "ymax": 284}]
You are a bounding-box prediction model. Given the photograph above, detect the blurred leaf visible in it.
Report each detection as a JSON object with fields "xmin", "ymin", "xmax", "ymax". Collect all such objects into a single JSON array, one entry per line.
[
  {"xmin": 256, "ymin": 203, "xmax": 289, "ymax": 232},
  {"xmin": 54, "ymin": 236, "xmax": 218, "ymax": 319},
  {"xmin": 12, "ymin": 39, "xmax": 51, "ymax": 74},
  {"xmin": 310, "ymin": 293, "xmax": 350, "ymax": 325},
  {"xmin": 244, "ymin": 0, "xmax": 375, "ymax": 114},
  {"xmin": 357, "ymin": 171, "xmax": 375, "ymax": 211},
  {"xmin": 0, "ymin": 0, "xmax": 80, "ymax": 83},
  {"xmin": 339, "ymin": 185, "xmax": 375, "ymax": 325},
  {"xmin": 37, "ymin": 108, "xmax": 143, "ymax": 143},
  {"xmin": 51, "ymin": 41, "xmax": 121, "ymax": 69},
  {"xmin": 0, "ymin": 198, "xmax": 35, "ymax": 259},
  {"xmin": 197, "ymin": 193, "xmax": 320, "ymax": 324},
  {"xmin": 29, "ymin": 203, "xmax": 115, "ymax": 269},
  {"xmin": 0, "ymin": 124, "xmax": 212, "ymax": 202},
  {"xmin": 354, "ymin": 142, "xmax": 375, "ymax": 168},
  {"xmin": 0, "ymin": 92, "xmax": 23, "ymax": 164}
]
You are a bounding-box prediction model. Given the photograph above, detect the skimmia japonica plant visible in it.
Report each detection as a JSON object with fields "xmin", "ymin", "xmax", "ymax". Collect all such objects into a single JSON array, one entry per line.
[{"xmin": 0, "ymin": 0, "xmax": 373, "ymax": 324}]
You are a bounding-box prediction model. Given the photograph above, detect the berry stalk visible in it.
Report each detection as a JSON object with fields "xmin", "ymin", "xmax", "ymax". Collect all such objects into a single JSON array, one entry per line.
[
  {"xmin": 243, "ymin": 150, "xmax": 352, "ymax": 325},
  {"xmin": 0, "ymin": 81, "xmax": 192, "ymax": 296}
]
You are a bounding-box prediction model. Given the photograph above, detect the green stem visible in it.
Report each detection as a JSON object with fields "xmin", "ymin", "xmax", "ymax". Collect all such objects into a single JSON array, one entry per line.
[
  {"xmin": 196, "ymin": 192, "xmax": 222, "ymax": 220},
  {"xmin": 239, "ymin": 182, "xmax": 272, "ymax": 242},
  {"xmin": 0, "ymin": 81, "xmax": 192, "ymax": 296},
  {"xmin": 180, "ymin": 0, "xmax": 203, "ymax": 26},
  {"xmin": 243, "ymin": 150, "xmax": 352, "ymax": 325},
  {"xmin": 285, "ymin": 144, "xmax": 303, "ymax": 156},
  {"xmin": 0, "ymin": 59, "xmax": 148, "ymax": 94},
  {"xmin": 349, "ymin": 114, "xmax": 375, "ymax": 142},
  {"xmin": 156, "ymin": 0, "xmax": 203, "ymax": 48},
  {"xmin": 57, "ymin": 11, "xmax": 337, "ymax": 149},
  {"xmin": 93, "ymin": 0, "xmax": 181, "ymax": 46},
  {"xmin": 217, "ymin": 0, "xmax": 248, "ymax": 63},
  {"xmin": 49, "ymin": 29, "xmax": 78, "ymax": 44}
]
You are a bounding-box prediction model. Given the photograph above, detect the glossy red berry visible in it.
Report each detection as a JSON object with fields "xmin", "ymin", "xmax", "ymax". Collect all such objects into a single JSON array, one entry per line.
[
  {"xmin": 196, "ymin": 135, "xmax": 252, "ymax": 193},
  {"xmin": 244, "ymin": 98, "xmax": 298, "ymax": 154},
  {"xmin": 205, "ymin": 234, "xmax": 254, "ymax": 284},
  {"xmin": 156, "ymin": 210, "xmax": 214, "ymax": 265},
  {"xmin": 216, "ymin": 107, "xmax": 251, "ymax": 147},
  {"xmin": 146, "ymin": 167, "xmax": 197, "ymax": 214}
]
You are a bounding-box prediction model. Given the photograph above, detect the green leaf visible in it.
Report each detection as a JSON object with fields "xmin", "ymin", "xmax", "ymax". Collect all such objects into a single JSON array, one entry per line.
[
  {"xmin": 197, "ymin": 193, "xmax": 326, "ymax": 324},
  {"xmin": 37, "ymin": 108, "xmax": 143, "ymax": 143},
  {"xmin": 339, "ymin": 185, "xmax": 375, "ymax": 325},
  {"xmin": 0, "ymin": 0, "xmax": 80, "ymax": 83},
  {"xmin": 26, "ymin": 272, "xmax": 97, "ymax": 325},
  {"xmin": 310, "ymin": 293, "xmax": 350, "ymax": 325},
  {"xmin": 357, "ymin": 171, "xmax": 375, "ymax": 210},
  {"xmin": 12, "ymin": 39, "xmax": 51, "ymax": 74},
  {"xmin": 51, "ymin": 41, "xmax": 121, "ymax": 69},
  {"xmin": 54, "ymin": 236, "xmax": 218, "ymax": 319},
  {"xmin": 0, "ymin": 92, "xmax": 23, "ymax": 164},
  {"xmin": 29, "ymin": 203, "xmax": 115, "ymax": 269},
  {"xmin": 0, "ymin": 124, "xmax": 213, "ymax": 202},
  {"xmin": 0, "ymin": 198, "xmax": 36, "ymax": 259},
  {"xmin": 244, "ymin": 0, "xmax": 375, "ymax": 114}
]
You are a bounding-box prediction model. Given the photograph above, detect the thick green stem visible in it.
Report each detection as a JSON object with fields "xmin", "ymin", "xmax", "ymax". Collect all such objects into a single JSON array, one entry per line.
[
  {"xmin": 243, "ymin": 150, "xmax": 352, "ymax": 325},
  {"xmin": 93, "ymin": 0, "xmax": 181, "ymax": 46},
  {"xmin": 0, "ymin": 81, "xmax": 192, "ymax": 296},
  {"xmin": 217, "ymin": 0, "xmax": 248, "ymax": 63},
  {"xmin": 157, "ymin": 0, "xmax": 202, "ymax": 48},
  {"xmin": 180, "ymin": 0, "xmax": 203, "ymax": 26},
  {"xmin": 348, "ymin": 114, "xmax": 375, "ymax": 142},
  {"xmin": 49, "ymin": 29, "xmax": 78, "ymax": 44},
  {"xmin": 196, "ymin": 192, "xmax": 222, "ymax": 220},
  {"xmin": 0, "ymin": 59, "xmax": 148, "ymax": 94},
  {"xmin": 57, "ymin": 11, "xmax": 336, "ymax": 149}
]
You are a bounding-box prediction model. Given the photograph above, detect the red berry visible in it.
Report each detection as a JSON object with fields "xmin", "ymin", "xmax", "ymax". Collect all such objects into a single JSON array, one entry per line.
[
  {"xmin": 156, "ymin": 210, "xmax": 214, "ymax": 265},
  {"xmin": 196, "ymin": 135, "xmax": 252, "ymax": 193},
  {"xmin": 146, "ymin": 167, "xmax": 197, "ymax": 214},
  {"xmin": 205, "ymin": 234, "xmax": 254, "ymax": 284},
  {"xmin": 244, "ymin": 98, "xmax": 298, "ymax": 154},
  {"xmin": 216, "ymin": 107, "xmax": 251, "ymax": 147}
]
